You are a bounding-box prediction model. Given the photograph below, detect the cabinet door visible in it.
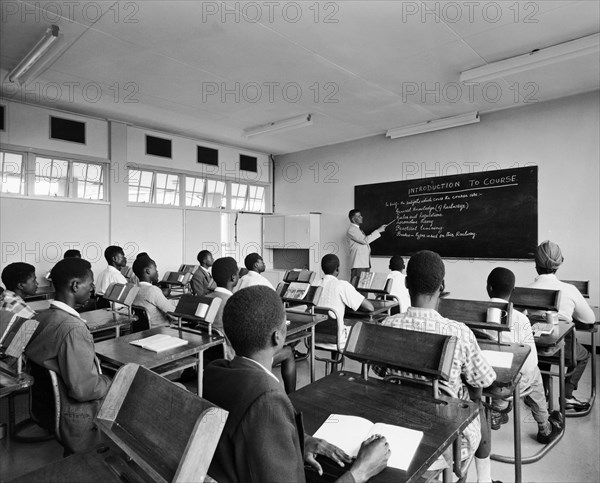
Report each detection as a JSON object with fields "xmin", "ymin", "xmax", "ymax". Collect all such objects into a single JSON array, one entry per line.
[
  {"xmin": 263, "ymin": 215, "xmax": 285, "ymax": 247},
  {"xmin": 284, "ymin": 214, "xmax": 310, "ymax": 248}
]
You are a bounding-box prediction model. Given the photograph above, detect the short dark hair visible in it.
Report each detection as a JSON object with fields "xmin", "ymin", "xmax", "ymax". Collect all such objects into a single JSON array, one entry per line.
[
  {"xmin": 487, "ymin": 267, "xmax": 515, "ymax": 299},
  {"xmin": 132, "ymin": 256, "xmax": 156, "ymax": 279},
  {"xmin": 244, "ymin": 253, "xmax": 262, "ymax": 271},
  {"xmin": 212, "ymin": 257, "xmax": 238, "ymax": 287},
  {"xmin": 321, "ymin": 254, "xmax": 339, "ymax": 275},
  {"xmin": 51, "ymin": 258, "xmax": 92, "ymax": 291},
  {"xmin": 197, "ymin": 250, "xmax": 212, "ymax": 264},
  {"xmin": 63, "ymin": 249, "xmax": 81, "ymax": 259},
  {"xmin": 1, "ymin": 263, "xmax": 36, "ymax": 290},
  {"xmin": 223, "ymin": 286, "xmax": 285, "ymax": 356},
  {"xmin": 389, "ymin": 255, "xmax": 405, "ymax": 272},
  {"xmin": 104, "ymin": 245, "xmax": 124, "ymax": 265},
  {"xmin": 406, "ymin": 250, "xmax": 445, "ymax": 296},
  {"xmin": 348, "ymin": 209, "xmax": 360, "ymax": 221},
  {"xmin": 136, "ymin": 252, "xmax": 149, "ymax": 260}
]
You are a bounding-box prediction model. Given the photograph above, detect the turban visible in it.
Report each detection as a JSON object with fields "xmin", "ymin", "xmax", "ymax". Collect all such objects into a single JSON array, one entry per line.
[{"xmin": 535, "ymin": 241, "xmax": 563, "ymax": 270}]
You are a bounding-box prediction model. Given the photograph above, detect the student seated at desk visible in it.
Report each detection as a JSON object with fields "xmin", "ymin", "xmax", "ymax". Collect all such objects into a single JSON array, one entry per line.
[
  {"xmin": 132, "ymin": 256, "xmax": 176, "ymax": 328},
  {"xmin": 386, "ymin": 255, "xmax": 411, "ymax": 314},
  {"xmin": 95, "ymin": 245, "xmax": 128, "ymax": 296},
  {"xmin": 25, "ymin": 258, "xmax": 111, "ymax": 455},
  {"xmin": 191, "ymin": 249, "xmax": 217, "ymax": 296},
  {"xmin": 235, "ymin": 253, "xmax": 274, "ymax": 291},
  {"xmin": 526, "ymin": 240, "xmax": 596, "ymax": 411},
  {"xmin": 486, "ymin": 267, "xmax": 563, "ymax": 443},
  {"xmin": 375, "ymin": 251, "xmax": 497, "ymax": 483},
  {"xmin": 316, "ymin": 254, "xmax": 373, "ymax": 340},
  {"xmin": 204, "ymin": 285, "xmax": 390, "ymax": 483},
  {"xmin": 0, "ymin": 262, "xmax": 38, "ymax": 344}
]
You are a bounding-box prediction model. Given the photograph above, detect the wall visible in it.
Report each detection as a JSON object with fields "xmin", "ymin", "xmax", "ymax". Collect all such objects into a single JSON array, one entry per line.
[{"xmin": 273, "ymin": 91, "xmax": 600, "ymax": 307}]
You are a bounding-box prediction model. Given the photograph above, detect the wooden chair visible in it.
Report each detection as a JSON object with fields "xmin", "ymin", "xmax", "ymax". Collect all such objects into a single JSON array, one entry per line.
[
  {"xmin": 510, "ymin": 287, "xmax": 561, "ymax": 312},
  {"xmin": 437, "ymin": 298, "xmax": 513, "ymax": 342},
  {"xmin": 96, "ymin": 363, "xmax": 228, "ymax": 482},
  {"xmin": 563, "ymin": 280, "xmax": 590, "ymax": 298},
  {"xmin": 351, "ymin": 272, "xmax": 398, "ymax": 319},
  {"xmin": 282, "ymin": 269, "xmax": 315, "ymax": 284},
  {"xmin": 162, "ymin": 271, "xmax": 193, "ymax": 295},
  {"xmin": 178, "ymin": 264, "xmax": 199, "ymax": 275},
  {"xmin": 102, "ymin": 282, "xmax": 140, "ymax": 317},
  {"xmin": 170, "ymin": 294, "xmax": 222, "ymax": 335}
]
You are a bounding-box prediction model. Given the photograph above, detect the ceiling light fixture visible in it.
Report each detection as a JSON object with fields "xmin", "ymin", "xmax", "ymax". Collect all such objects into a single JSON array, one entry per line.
[
  {"xmin": 244, "ymin": 114, "xmax": 313, "ymax": 138},
  {"xmin": 460, "ymin": 33, "xmax": 600, "ymax": 84},
  {"xmin": 386, "ymin": 112, "xmax": 480, "ymax": 139},
  {"xmin": 6, "ymin": 25, "xmax": 63, "ymax": 85}
]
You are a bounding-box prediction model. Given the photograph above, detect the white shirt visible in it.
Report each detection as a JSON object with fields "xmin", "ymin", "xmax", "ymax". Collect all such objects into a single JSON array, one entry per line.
[
  {"xmin": 386, "ymin": 271, "xmax": 411, "ymax": 313},
  {"xmin": 316, "ymin": 274, "xmax": 365, "ymax": 323},
  {"xmin": 214, "ymin": 287, "xmax": 233, "ymax": 296},
  {"xmin": 50, "ymin": 300, "xmax": 83, "ymax": 319},
  {"xmin": 235, "ymin": 270, "xmax": 274, "ymax": 291},
  {"xmin": 526, "ymin": 274, "xmax": 595, "ymax": 323},
  {"xmin": 95, "ymin": 266, "xmax": 127, "ymax": 296}
]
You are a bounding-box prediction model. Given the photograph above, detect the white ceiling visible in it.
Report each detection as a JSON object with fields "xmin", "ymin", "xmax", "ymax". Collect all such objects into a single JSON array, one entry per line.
[{"xmin": 1, "ymin": 0, "xmax": 599, "ymax": 155}]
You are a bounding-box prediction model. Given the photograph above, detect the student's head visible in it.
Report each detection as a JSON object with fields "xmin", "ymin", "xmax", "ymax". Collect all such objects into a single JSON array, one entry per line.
[
  {"xmin": 211, "ymin": 257, "xmax": 239, "ymax": 289},
  {"xmin": 223, "ymin": 286, "xmax": 286, "ymax": 357},
  {"xmin": 104, "ymin": 245, "xmax": 127, "ymax": 268},
  {"xmin": 406, "ymin": 250, "xmax": 445, "ymax": 299},
  {"xmin": 487, "ymin": 267, "xmax": 516, "ymax": 300},
  {"xmin": 1, "ymin": 262, "xmax": 38, "ymax": 295},
  {"xmin": 389, "ymin": 255, "xmax": 405, "ymax": 272},
  {"xmin": 321, "ymin": 254, "xmax": 340, "ymax": 276},
  {"xmin": 197, "ymin": 250, "xmax": 214, "ymax": 267},
  {"xmin": 348, "ymin": 209, "xmax": 362, "ymax": 224},
  {"xmin": 50, "ymin": 258, "xmax": 94, "ymax": 306},
  {"xmin": 63, "ymin": 249, "xmax": 81, "ymax": 259},
  {"xmin": 534, "ymin": 240, "xmax": 563, "ymax": 275},
  {"xmin": 132, "ymin": 256, "xmax": 158, "ymax": 283},
  {"xmin": 136, "ymin": 252, "xmax": 149, "ymax": 260},
  {"xmin": 244, "ymin": 253, "xmax": 265, "ymax": 273}
]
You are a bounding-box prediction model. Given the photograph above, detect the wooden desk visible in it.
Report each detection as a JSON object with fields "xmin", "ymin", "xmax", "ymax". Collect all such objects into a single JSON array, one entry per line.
[
  {"xmin": 23, "ymin": 286, "xmax": 55, "ymax": 301},
  {"xmin": 479, "ymin": 341, "xmax": 530, "ymax": 483},
  {"xmin": 289, "ymin": 371, "xmax": 478, "ymax": 483},
  {"xmin": 94, "ymin": 326, "xmax": 223, "ymax": 396},
  {"xmin": 345, "ymin": 300, "xmax": 398, "ymax": 322},
  {"xmin": 286, "ymin": 311, "xmax": 327, "ymax": 383},
  {"xmin": 82, "ymin": 308, "xmax": 134, "ymax": 339},
  {"xmin": 0, "ymin": 360, "xmax": 33, "ymax": 398}
]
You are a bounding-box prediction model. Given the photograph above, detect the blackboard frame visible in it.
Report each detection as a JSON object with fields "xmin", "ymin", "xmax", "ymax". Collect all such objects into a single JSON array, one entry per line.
[{"xmin": 355, "ymin": 166, "xmax": 538, "ymax": 260}]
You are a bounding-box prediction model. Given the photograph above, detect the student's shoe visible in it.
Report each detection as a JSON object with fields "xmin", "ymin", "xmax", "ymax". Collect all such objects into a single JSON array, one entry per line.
[
  {"xmin": 537, "ymin": 412, "xmax": 563, "ymax": 444},
  {"xmin": 565, "ymin": 396, "xmax": 590, "ymax": 411},
  {"xmin": 293, "ymin": 350, "xmax": 309, "ymax": 361},
  {"xmin": 490, "ymin": 410, "xmax": 509, "ymax": 430}
]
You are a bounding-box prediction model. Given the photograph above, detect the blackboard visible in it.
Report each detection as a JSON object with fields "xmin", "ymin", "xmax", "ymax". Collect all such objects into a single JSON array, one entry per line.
[{"xmin": 355, "ymin": 166, "xmax": 538, "ymax": 259}]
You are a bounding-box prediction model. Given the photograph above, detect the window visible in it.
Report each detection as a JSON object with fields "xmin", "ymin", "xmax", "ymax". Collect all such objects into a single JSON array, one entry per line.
[
  {"xmin": 205, "ymin": 179, "xmax": 226, "ymax": 209},
  {"xmin": 231, "ymin": 183, "xmax": 248, "ymax": 210},
  {"xmin": 247, "ymin": 185, "xmax": 265, "ymax": 212},
  {"xmin": 128, "ymin": 169, "xmax": 180, "ymax": 206},
  {"xmin": 35, "ymin": 157, "xmax": 69, "ymax": 197},
  {"xmin": 0, "ymin": 152, "xmax": 24, "ymax": 195},
  {"xmin": 185, "ymin": 176, "xmax": 205, "ymax": 207},
  {"xmin": 72, "ymin": 162, "xmax": 105, "ymax": 200}
]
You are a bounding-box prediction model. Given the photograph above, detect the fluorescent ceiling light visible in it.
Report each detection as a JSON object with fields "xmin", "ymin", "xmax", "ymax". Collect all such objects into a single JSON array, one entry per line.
[
  {"xmin": 6, "ymin": 25, "xmax": 63, "ymax": 85},
  {"xmin": 386, "ymin": 112, "xmax": 480, "ymax": 139},
  {"xmin": 244, "ymin": 114, "xmax": 313, "ymax": 138},
  {"xmin": 460, "ymin": 33, "xmax": 600, "ymax": 84}
]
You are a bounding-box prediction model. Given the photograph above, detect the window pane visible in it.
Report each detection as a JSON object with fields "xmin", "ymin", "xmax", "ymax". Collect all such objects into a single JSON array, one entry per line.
[
  {"xmin": 72, "ymin": 162, "xmax": 104, "ymax": 200},
  {"xmin": 0, "ymin": 152, "xmax": 24, "ymax": 194},
  {"xmin": 34, "ymin": 157, "xmax": 68, "ymax": 197},
  {"xmin": 246, "ymin": 185, "xmax": 265, "ymax": 212},
  {"xmin": 204, "ymin": 180, "xmax": 226, "ymax": 208},
  {"xmin": 185, "ymin": 176, "xmax": 206, "ymax": 207},
  {"xmin": 128, "ymin": 169, "xmax": 153, "ymax": 203},
  {"xmin": 231, "ymin": 183, "xmax": 248, "ymax": 210},
  {"xmin": 154, "ymin": 173, "xmax": 179, "ymax": 206}
]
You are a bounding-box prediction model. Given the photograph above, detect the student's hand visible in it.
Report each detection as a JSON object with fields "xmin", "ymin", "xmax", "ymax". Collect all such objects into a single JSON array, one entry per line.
[
  {"xmin": 349, "ymin": 435, "xmax": 390, "ymax": 483},
  {"xmin": 304, "ymin": 435, "xmax": 353, "ymax": 475}
]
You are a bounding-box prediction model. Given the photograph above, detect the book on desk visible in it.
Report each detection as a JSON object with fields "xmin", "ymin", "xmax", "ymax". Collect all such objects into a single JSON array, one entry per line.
[{"xmin": 130, "ymin": 334, "xmax": 188, "ymax": 353}]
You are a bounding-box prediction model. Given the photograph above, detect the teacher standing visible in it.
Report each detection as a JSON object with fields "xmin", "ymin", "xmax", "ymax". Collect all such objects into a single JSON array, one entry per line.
[{"xmin": 346, "ymin": 209, "xmax": 387, "ymax": 281}]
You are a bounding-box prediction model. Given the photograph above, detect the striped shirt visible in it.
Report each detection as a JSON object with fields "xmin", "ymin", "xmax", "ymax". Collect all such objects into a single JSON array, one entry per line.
[{"xmin": 0, "ymin": 290, "xmax": 36, "ymax": 344}]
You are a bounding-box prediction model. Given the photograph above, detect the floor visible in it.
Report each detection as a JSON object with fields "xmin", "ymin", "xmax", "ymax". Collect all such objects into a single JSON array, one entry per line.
[{"xmin": 1, "ymin": 351, "xmax": 599, "ymax": 483}]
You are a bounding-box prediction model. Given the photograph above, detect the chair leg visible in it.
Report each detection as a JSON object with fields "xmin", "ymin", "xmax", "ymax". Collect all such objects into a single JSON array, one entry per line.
[{"xmin": 8, "ymin": 390, "xmax": 54, "ymax": 443}]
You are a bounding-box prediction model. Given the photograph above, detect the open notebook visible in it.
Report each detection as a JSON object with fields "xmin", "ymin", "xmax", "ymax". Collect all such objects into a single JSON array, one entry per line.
[
  {"xmin": 130, "ymin": 334, "xmax": 188, "ymax": 353},
  {"xmin": 313, "ymin": 414, "xmax": 423, "ymax": 471}
]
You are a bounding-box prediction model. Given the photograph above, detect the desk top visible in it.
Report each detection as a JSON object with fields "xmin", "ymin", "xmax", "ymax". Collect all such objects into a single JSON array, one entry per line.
[
  {"xmin": 532, "ymin": 321, "xmax": 575, "ymax": 349},
  {"xmin": 289, "ymin": 371, "xmax": 478, "ymax": 483},
  {"xmin": 0, "ymin": 360, "xmax": 33, "ymax": 398},
  {"xmin": 478, "ymin": 341, "xmax": 530, "ymax": 389},
  {"xmin": 344, "ymin": 300, "xmax": 398, "ymax": 319},
  {"xmin": 81, "ymin": 308, "xmax": 134, "ymax": 333},
  {"xmin": 94, "ymin": 326, "xmax": 223, "ymax": 369},
  {"xmin": 286, "ymin": 311, "xmax": 327, "ymax": 337}
]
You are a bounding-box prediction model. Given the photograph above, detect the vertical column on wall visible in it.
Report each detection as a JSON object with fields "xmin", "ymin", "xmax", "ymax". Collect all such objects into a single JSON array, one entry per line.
[{"xmin": 108, "ymin": 121, "xmax": 128, "ymax": 248}]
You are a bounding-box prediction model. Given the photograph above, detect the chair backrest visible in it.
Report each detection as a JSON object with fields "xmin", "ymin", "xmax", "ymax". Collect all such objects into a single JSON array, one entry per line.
[
  {"xmin": 96, "ymin": 363, "xmax": 228, "ymax": 483},
  {"xmin": 510, "ymin": 287, "xmax": 561, "ymax": 311},
  {"xmin": 562, "ymin": 280, "xmax": 590, "ymax": 298},
  {"xmin": 174, "ymin": 294, "xmax": 222, "ymax": 324},
  {"xmin": 276, "ymin": 282, "xmax": 322, "ymax": 307},
  {"xmin": 103, "ymin": 283, "xmax": 139, "ymax": 307},
  {"xmin": 131, "ymin": 305, "xmax": 150, "ymax": 333},
  {"xmin": 343, "ymin": 322, "xmax": 457, "ymax": 383},
  {"xmin": 282, "ymin": 269, "xmax": 315, "ymax": 284},
  {"xmin": 352, "ymin": 272, "xmax": 393, "ymax": 295},
  {"xmin": 162, "ymin": 271, "xmax": 193, "ymax": 285},
  {"xmin": 120, "ymin": 266, "xmax": 134, "ymax": 280},
  {"xmin": 178, "ymin": 264, "xmax": 199, "ymax": 275},
  {"xmin": 1, "ymin": 315, "xmax": 39, "ymax": 374},
  {"xmin": 437, "ymin": 299, "xmax": 512, "ymax": 333}
]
